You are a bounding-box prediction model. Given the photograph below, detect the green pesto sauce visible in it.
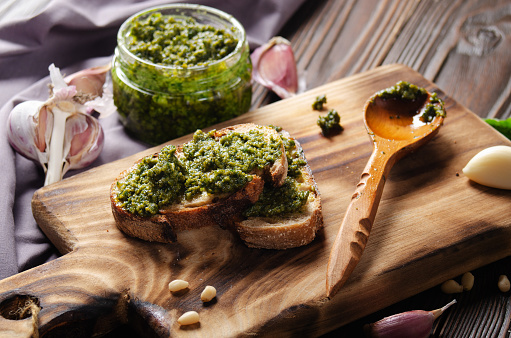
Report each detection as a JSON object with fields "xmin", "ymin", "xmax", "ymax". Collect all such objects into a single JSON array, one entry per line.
[
  {"xmin": 181, "ymin": 129, "xmax": 282, "ymax": 199},
  {"xmin": 377, "ymin": 81, "xmax": 446, "ymax": 123},
  {"xmin": 317, "ymin": 109, "xmax": 343, "ymax": 135},
  {"xmin": 312, "ymin": 95, "xmax": 327, "ymax": 111},
  {"xmin": 244, "ymin": 127, "xmax": 310, "ymax": 217},
  {"xmin": 420, "ymin": 92, "xmax": 446, "ymax": 122},
  {"xmin": 115, "ymin": 145, "xmax": 186, "ymax": 216},
  {"xmin": 115, "ymin": 128, "xmax": 283, "ymax": 217},
  {"xmin": 126, "ymin": 13, "xmax": 238, "ymax": 67},
  {"xmin": 376, "ymin": 81, "xmax": 427, "ymax": 101},
  {"xmin": 282, "ymin": 136, "xmax": 306, "ymax": 178},
  {"xmin": 244, "ymin": 177, "xmax": 309, "ymax": 217},
  {"xmin": 112, "ymin": 11, "xmax": 252, "ymax": 145}
]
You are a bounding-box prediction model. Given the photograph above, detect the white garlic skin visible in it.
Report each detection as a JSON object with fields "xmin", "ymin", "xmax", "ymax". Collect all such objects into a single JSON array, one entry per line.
[{"xmin": 462, "ymin": 146, "xmax": 511, "ymax": 190}]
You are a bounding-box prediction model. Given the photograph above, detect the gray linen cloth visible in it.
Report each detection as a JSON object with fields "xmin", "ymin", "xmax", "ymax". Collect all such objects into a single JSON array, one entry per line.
[{"xmin": 0, "ymin": 0, "xmax": 305, "ymax": 279}]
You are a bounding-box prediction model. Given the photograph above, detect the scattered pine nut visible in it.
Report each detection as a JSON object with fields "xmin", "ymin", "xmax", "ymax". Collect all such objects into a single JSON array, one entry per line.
[
  {"xmin": 498, "ymin": 275, "xmax": 510, "ymax": 292},
  {"xmin": 441, "ymin": 279, "xmax": 463, "ymax": 294},
  {"xmin": 201, "ymin": 285, "xmax": 217, "ymax": 302},
  {"xmin": 177, "ymin": 311, "xmax": 200, "ymax": 326},
  {"xmin": 168, "ymin": 279, "xmax": 189, "ymax": 292},
  {"xmin": 461, "ymin": 272, "xmax": 474, "ymax": 291}
]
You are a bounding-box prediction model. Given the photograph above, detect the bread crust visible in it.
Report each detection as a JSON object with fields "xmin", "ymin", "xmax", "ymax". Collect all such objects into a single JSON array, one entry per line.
[{"xmin": 111, "ymin": 175, "xmax": 264, "ymax": 243}]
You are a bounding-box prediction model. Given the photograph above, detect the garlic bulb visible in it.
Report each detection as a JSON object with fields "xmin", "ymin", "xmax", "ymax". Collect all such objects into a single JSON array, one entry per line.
[
  {"xmin": 251, "ymin": 36, "xmax": 298, "ymax": 99},
  {"xmin": 7, "ymin": 63, "xmax": 111, "ymax": 186},
  {"xmin": 462, "ymin": 145, "xmax": 511, "ymax": 190}
]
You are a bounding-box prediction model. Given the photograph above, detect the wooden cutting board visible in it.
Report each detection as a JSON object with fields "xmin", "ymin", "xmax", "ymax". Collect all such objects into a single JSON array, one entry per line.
[{"xmin": 1, "ymin": 64, "xmax": 510, "ymax": 337}]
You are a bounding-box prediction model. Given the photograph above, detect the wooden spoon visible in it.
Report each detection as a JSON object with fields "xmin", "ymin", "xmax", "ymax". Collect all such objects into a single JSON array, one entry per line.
[{"xmin": 326, "ymin": 83, "xmax": 445, "ymax": 298}]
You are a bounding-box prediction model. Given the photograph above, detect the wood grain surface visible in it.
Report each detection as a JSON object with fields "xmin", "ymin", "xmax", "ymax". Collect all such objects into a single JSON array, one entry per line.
[
  {"xmin": 0, "ymin": 64, "xmax": 510, "ymax": 337},
  {"xmin": 258, "ymin": 0, "xmax": 511, "ymax": 121},
  {"xmin": 270, "ymin": 2, "xmax": 511, "ymax": 336}
]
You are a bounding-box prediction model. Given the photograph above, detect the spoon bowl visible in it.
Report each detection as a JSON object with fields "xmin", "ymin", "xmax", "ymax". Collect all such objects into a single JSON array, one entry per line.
[
  {"xmin": 326, "ymin": 83, "xmax": 445, "ymax": 298},
  {"xmin": 365, "ymin": 93, "xmax": 444, "ymax": 142}
]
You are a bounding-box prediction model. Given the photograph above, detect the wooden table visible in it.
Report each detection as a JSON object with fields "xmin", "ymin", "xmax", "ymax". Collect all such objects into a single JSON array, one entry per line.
[
  {"xmin": 1, "ymin": 0, "xmax": 509, "ymax": 337},
  {"xmin": 89, "ymin": 0, "xmax": 510, "ymax": 336},
  {"xmin": 254, "ymin": 0, "xmax": 511, "ymax": 336}
]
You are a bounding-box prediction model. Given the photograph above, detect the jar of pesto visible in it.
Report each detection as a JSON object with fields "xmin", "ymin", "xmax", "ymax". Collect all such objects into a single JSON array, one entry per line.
[{"xmin": 112, "ymin": 4, "xmax": 252, "ymax": 145}]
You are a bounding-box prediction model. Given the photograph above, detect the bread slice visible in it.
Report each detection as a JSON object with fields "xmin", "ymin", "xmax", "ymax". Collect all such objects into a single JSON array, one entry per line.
[
  {"xmin": 110, "ymin": 123, "xmax": 287, "ymax": 243},
  {"xmin": 110, "ymin": 124, "xmax": 323, "ymax": 249},
  {"xmin": 234, "ymin": 135, "xmax": 323, "ymax": 249}
]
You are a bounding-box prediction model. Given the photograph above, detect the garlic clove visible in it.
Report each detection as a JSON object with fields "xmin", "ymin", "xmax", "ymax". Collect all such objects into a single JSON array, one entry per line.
[
  {"xmin": 65, "ymin": 114, "xmax": 104, "ymax": 170},
  {"xmin": 364, "ymin": 300, "xmax": 456, "ymax": 338},
  {"xmin": 7, "ymin": 100, "xmax": 49, "ymax": 165},
  {"xmin": 65, "ymin": 63, "xmax": 111, "ymax": 98},
  {"xmin": 462, "ymin": 145, "xmax": 511, "ymax": 190},
  {"xmin": 251, "ymin": 36, "xmax": 298, "ymax": 99},
  {"xmin": 364, "ymin": 310, "xmax": 434, "ymax": 338},
  {"xmin": 35, "ymin": 106, "xmax": 51, "ymax": 153},
  {"xmin": 54, "ymin": 63, "xmax": 116, "ymax": 117}
]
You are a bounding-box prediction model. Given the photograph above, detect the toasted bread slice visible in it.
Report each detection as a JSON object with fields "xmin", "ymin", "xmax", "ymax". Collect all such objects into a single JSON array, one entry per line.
[
  {"xmin": 110, "ymin": 123, "xmax": 287, "ymax": 243},
  {"xmin": 111, "ymin": 175, "xmax": 264, "ymax": 243},
  {"xmin": 234, "ymin": 137, "xmax": 323, "ymax": 249}
]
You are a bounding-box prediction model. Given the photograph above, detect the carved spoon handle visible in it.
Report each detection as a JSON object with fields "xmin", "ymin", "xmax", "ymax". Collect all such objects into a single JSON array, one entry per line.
[{"xmin": 326, "ymin": 146, "xmax": 396, "ymax": 298}]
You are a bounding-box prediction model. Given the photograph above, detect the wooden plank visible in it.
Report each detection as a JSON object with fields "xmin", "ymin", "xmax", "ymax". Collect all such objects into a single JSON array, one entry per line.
[
  {"xmin": 255, "ymin": 0, "xmax": 511, "ymax": 121},
  {"xmin": 0, "ymin": 65, "xmax": 510, "ymax": 337}
]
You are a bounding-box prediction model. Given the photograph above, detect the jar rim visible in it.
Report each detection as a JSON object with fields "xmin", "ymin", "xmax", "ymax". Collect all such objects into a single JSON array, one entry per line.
[{"xmin": 117, "ymin": 3, "xmax": 247, "ymax": 72}]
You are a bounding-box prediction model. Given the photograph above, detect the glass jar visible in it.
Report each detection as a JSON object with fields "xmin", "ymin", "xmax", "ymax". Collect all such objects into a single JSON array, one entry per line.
[{"xmin": 112, "ymin": 4, "xmax": 252, "ymax": 145}]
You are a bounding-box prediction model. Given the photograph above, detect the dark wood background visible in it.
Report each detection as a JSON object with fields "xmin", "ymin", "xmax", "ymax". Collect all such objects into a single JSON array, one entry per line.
[{"xmin": 254, "ymin": 0, "xmax": 510, "ymax": 337}]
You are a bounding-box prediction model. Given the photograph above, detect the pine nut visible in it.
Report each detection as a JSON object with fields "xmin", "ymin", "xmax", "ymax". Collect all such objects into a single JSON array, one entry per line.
[
  {"xmin": 168, "ymin": 279, "xmax": 189, "ymax": 292},
  {"xmin": 461, "ymin": 272, "xmax": 474, "ymax": 291},
  {"xmin": 177, "ymin": 311, "xmax": 200, "ymax": 325},
  {"xmin": 498, "ymin": 275, "xmax": 510, "ymax": 292},
  {"xmin": 201, "ymin": 285, "xmax": 217, "ymax": 302},
  {"xmin": 441, "ymin": 279, "xmax": 463, "ymax": 294}
]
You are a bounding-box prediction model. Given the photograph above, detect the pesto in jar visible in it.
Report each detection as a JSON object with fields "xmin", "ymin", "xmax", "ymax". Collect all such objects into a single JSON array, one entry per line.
[
  {"xmin": 112, "ymin": 5, "xmax": 252, "ymax": 145},
  {"xmin": 115, "ymin": 128, "xmax": 283, "ymax": 217},
  {"xmin": 126, "ymin": 13, "xmax": 238, "ymax": 67}
]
